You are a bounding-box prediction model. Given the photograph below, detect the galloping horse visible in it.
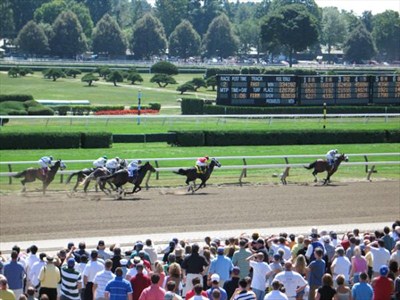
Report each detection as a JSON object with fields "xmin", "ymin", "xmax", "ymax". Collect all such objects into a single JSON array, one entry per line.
[
  {"xmin": 65, "ymin": 168, "xmax": 95, "ymax": 192},
  {"xmin": 304, "ymin": 153, "xmax": 348, "ymax": 185},
  {"xmin": 97, "ymin": 162, "xmax": 156, "ymax": 199},
  {"xmin": 13, "ymin": 160, "xmax": 67, "ymax": 194},
  {"xmin": 173, "ymin": 158, "xmax": 221, "ymax": 192},
  {"xmin": 79, "ymin": 159, "xmax": 127, "ymax": 193}
]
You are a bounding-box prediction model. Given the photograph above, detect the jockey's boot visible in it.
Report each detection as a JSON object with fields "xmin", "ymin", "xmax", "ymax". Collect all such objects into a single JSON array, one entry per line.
[{"xmin": 195, "ymin": 166, "xmax": 201, "ymax": 174}]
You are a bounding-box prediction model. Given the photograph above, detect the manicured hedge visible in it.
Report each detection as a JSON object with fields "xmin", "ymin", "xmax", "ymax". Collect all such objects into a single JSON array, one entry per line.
[
  {"xmin": 81, "ymin": 132, "xmax": 112, "ymax": 148},
  {"xmin": 181, "ymin": 98, "xmax": 204, "ymax": 115},
  {"xmin": 0, "ymin": 94, "xmax": 34, "ymax": 103},
  {"xmin": 169, "ymin": 129, "xmax": 400, "ymax": 146},
  {"xmin": 113, "ymin": 133, "xmax": 176, "ymax": 143},
  {"xmin": 0, "ymin": 132, "xmax": 81, "ymax": 149},
  {"xmin": 0, "ymin": 132, "xmax": 113, "ymax": 149}
]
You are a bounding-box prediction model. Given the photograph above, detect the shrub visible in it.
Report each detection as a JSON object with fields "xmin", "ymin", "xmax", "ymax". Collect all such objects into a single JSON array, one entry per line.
[
  {"xmin": 0, "ymin": 94, "xmax": 34, "ymax": 103},
  {"xmin": 177, "ymin": 82, "xmax": 196, "ymax": 94},
  {"xmin": 127, "ymin": 72, "xmax": 143, "ymax": 84},
  {"xmin": 27, "ymin": 106, "xmax": 54, "ymax": 115},
  {"xmin": 0, "ymin": 132, "xmax": 81, "ymax": 149},
  {"xmin": 151, "ymin": 61, "xmax": 179, "ymax": 75},
  {"xmin": 150, "ymin": 74, "xmax": 177, "ymax": 87},
  {"xmin": 81, "ymin": 73, "xmax": 99, "ymax": 86},
  {"xmin": 181, "ymin": 98, "xmax": 204, "ymax": 114},
  {"xmin": 81, "ymin": 132, "xmax": 112, "ymax": 148}
]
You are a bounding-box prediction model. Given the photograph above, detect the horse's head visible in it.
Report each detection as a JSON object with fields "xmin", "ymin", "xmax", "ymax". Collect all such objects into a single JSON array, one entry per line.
[
  {"xmin": 143, "ymin": 161, "xmax": 156, "ymax": 172},
  {"xmin": 210, "ymin": 158, "xmax": 221, "ymax": 168},
  {"xmin": 54, "ymin": 160, "xmax": 67, "ymax": 170},
  {"xmin": 338, "ymin": 154, "xmax": 349, "ymax": 162}
]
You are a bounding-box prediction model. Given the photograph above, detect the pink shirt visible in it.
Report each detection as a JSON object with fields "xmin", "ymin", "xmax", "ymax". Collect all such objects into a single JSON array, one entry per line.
[
  {"xmin": 138, "ymin": 284, "xmax": 165, "ymax": 300},
  {"xmin": 352, "ymin": 256, "xmax": 367, "ymax": 273}
]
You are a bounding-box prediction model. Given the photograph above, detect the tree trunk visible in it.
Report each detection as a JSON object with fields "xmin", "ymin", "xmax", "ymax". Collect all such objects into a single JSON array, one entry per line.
[
  {"xmin": 88, "ymin": 80, "xmax": 92, "ymax": 86},
  {"xmin": 289, "ymin": 48, "xmax": 293, "ymax": 68},
  {"xmin": 113, "ymin": 81, "xmax": 117, "ymax": 86}
]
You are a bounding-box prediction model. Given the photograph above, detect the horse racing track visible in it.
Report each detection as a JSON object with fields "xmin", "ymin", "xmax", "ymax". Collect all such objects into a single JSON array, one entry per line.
[{"xmin": 1, "ymin": 181, "xmax": 398, "ymax": 244}]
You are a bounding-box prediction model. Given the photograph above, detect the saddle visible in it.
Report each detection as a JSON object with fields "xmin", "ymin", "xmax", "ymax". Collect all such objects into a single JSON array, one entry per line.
[{"xmin": 195, "ymin": 165, "xmax": 207, "ymax": 174}]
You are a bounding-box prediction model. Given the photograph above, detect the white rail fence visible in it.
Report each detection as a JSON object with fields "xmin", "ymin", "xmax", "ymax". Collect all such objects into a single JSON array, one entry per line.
[{"xmin": 1, "ymin": 153, "xmax": 399, "ymax": 186}]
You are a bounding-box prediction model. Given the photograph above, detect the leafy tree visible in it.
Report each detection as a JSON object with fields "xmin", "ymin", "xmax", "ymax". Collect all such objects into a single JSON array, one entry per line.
[
  {"xmin": 150, "ymin": 61, "xmax": 178, "ymax": 75},
  {"xmin": 131, "ymin": 13, "xmax": 167, "ymax": 59},
  {"xmin": 0, "ymin": 0, "xmax": 15, "ymax": 38},
  {"xmin": 150, "ymin": 74, "xmax": 177, "ymax": 87},
  {"xmin": 107, "ymin": 70, "xmax": 124, "ymax": 86},
  {"xmin": 111, "ymin": 0, "xmax": 132, "ymax": 29},
  {"xmin": 34, "ymin": 0, "xmax": 66, "ymax": 24},
  {"xmin": 18, "ymin": 68, "xmax": 34, "ymax": 76},
  {"xmin": 321, "ymin": 7, "xmax": 346, "ymax": 63},
  {"xmin": 206, "ymin": 76, "xmax": 217, "ymax": 91},
  {"xmin": 155, "ymin": 0, "xmax": 189, "ymax": 37},
  {"xmin": 127, "ymin": 73, "xmax": 143, "ymax": 84},
  {"xmin": 202, "ymin": 14, "xmax": 239, "ymax": 59},
  {"xmin": 10, "ymin": 0, "xmax": 49, "ymax": 35},
  {"xmin": 70, "ymin": 2, "xmax": 94, "ymax": 40},
  {"xmin": 269, "ymin": 0, "xmax": 321, "ymax": 21},
  {"xmin": 372, "ymin": 10, "xmax": 400, "ymax": 62},
  {"xmin": 190, "ymin": 78, "xmax": 207, "ymax": 91},
  {"xmin": 65, "ymin": 68, "xmax": 82, "ymax": 78},
  {"xmin": 49, "ymin": 11, "xmax": 88, "ymax": 58},
  {"xmin": 84, "ymin": 0, "xmax": 112, "ymax": 25},
  {"xmin": 130, "ymin": 0, "xmax": 152, "ymax": 26},
  {"xmin": 43, "ymin": 68, "xmax": 66, "ymax": 81},
  {"xmin": 8, "ymin": 68, "xmax": 19, "ymax": 78},
  {"xmin": 187, "ymin": 0, "xmax": 225, "ymax": 36},
  {"xmin": 95, "ymin": 66, "xmax": 111, "ymax": 78},
  {"xmin": 92, "ymin": 14, "xmax": 127, "ymax": 57},
  {"xmin": 16, "ymin": 20, "xmax": 49, "ymax": 55},
  {"xmin": 81, "ymin": 73, "xmax": 99, "ymax": 86},
  {"xmin": 341, "ymin": 10, "xmax": 362, "ymax": 34},
  {"xmin": 169, "ymin": 20, "xmax": 201, "ymax": 60},
  {"xmin": 235, "ymin": 18, "xmax": 261, "ymax": 57},
  {"xmin": 344, "ymin": 24, "xmax": 377, "ymax": 63},
  {"xmin": 261, "ymin": 4, "xmax": 319, "ymax": 67},
  {"xmin": 177, "ymin": 82, "xmax": 195, "ymax": 94},
  {"xmin": 361, "ymin": 11, "xmax": 374, "ymax": 32}
]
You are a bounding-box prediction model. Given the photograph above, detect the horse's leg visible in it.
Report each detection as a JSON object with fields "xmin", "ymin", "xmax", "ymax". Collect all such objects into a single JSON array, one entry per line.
[
  {"xmin": 21, "ymin": 180, "xmax": 26, "ymax": 193},
  {"xmin": 312, "ymin": 170, "xmax": 318, "ymax": 183}
]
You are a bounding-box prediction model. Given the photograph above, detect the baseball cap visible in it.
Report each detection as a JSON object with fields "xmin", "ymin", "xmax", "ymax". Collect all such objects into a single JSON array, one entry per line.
[
  {"xmin": 310, "ymin": 233, "xmax": 318, "ymax": 239},
  {"xmin": 256, "ymin": 238, "xmax": 265, "ymax": 245},
  {"xmin": 232, "ymin": 266, "xmax": 240, "ymax": 275},
  {"xmin": 120, "ymin": 259, "xmax": 128, "ymax": 266},
  {"xmin": 98, "ymin": 240, "xmax": 105, "ymax": 246},
  {"xmin": 380, "ymin": 265, "xmax": 389, "ymax": 276},
  {"xmin": 217, "ymin": 247, "xmax": 225, "ymax": 254},
  {"xmin": 67, "ymin": 258, "xmax": 75, "ymax": 267},
  {"xmin": 273, "ymin": 253, "xmax": 281, "ymax": 260},
  {"xmin": 211, "ymin": 273, "xmax": 220, "ymax": 282}
]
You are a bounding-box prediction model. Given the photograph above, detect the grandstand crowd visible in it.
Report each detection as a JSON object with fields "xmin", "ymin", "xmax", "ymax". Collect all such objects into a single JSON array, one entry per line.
[{"xmin": 1, "ymin": 221, "xmax": 399, "ymax": 300}]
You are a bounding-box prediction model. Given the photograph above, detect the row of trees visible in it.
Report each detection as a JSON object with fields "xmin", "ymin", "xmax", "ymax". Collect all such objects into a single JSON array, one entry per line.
[{"xmin": 2, "ymin": 0, "xmax": 400, "ymax": 63}]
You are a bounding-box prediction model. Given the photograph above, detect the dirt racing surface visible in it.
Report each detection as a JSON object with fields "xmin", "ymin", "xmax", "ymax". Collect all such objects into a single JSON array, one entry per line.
[{"xmin": 1, "ymin": 181, "xmax": 399, "ymax": 243}]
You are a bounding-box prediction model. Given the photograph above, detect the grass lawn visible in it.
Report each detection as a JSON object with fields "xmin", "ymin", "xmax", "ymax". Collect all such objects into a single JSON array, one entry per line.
[{"xmin": 0, "ymin": 72, "xmax": 215, "ymax": 108}]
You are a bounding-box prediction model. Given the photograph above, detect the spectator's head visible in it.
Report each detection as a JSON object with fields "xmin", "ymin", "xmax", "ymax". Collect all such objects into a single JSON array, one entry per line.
[
  {"xmin": 167, "ymin": 253, "xmax": 176, "ymax": 264},
  {"xmin": 120, "ymin": 259, "xmax": 128, "ymax": 267},
  {"xmin": 194, "ymin": 283, "xmax": 203, "ymax": 295},
  {"xmin": 271, "ymin": 280, "xmax": 282, "ymax": 291},
  {"xmin": 151, "ymin": 273, "xmax": 160, "ymax": 284},
  {"xmin": 359, "ymin": 272, "xmax": 368, "ymax": 282},
  {"xmin": 383, "ymin": 226, "xmax": 390, "ymax": 235},
  {"xmin": 335, "ymin": 247, "xmax": 345, "ymax": 256},
  {"xmin": 289, "ymin": 234, "xmax": 296, "ymax": 242},
  {"xmin": 0, "ymin": 277, "xmax": 8, "ymax": 289},
  {"xmin": 97, "ymin": 240, "xmax": 105, "ymax": 250},
  {"xmin": 19, "ymin": 294, "xmax": 27, "ymax": 300},
  {"xmin": 135, "ymin": 263, "xmax": 144, "ymax": 272},
  {"xmin": 210, "ymin": 273, "xmax": 220, "ymax": 285},
  {"xmin": 46, "ymin": 256, "xmax": 54, "ymax": 264},
  {"xmin": 164, "ymin": 291, "xmax": 175, "ymax": 300},
  {"xmin": 284, "ymin": 261, "xmax": 293, "ymax": 271},
  {"xmin": 336, "ymin": 274, "xmax": 345, "ymax": 286},
  {"xmin": 67, "ymin": 258, "xmax": 75, "ymax": 269},
  {"xmin": 251, "ymin": 232, "xmax": 259, "ymax": 241},
  {"xmin": 314, "ymin": 247, "xmax": 324, "ymax": 259},
  {"xmin": 238, "ymin": 278, "xmax": 248, "ymax": 289},
  {"xmin": 104, "ymin": 259, "xmax": 113, "ymax": 270},
  {"xmin": 12, "ymin": 245, "xmax": 21, "ymax": 254},
  {"xmin": 232, "ymin": 266, "xmax": 240, "ymax": 277},
  {"xmin": 27, "ymin": 287, "xmax": 35, "ymax": 296},
  {"xmin": 30, "ymin": 245, "xmax": 38, "ymax": 255},
  {"xmin": 115, "ymin": 267, "xmax": 123, "ymax": 277},
  {"xmin": 166, "ymin": 280, "xmax": 176, "ymax": 292},
  {"xmin": 380, "ymin": 265, "xmax": 389, "ymax": 277},
  {"xmin": 80, "ymin": 255, "xmax": 88, "ymax": 264},
  {"xmin": 90, "ymin": 250, "xmax": 98, "ymax": 260},
  {"xmin": 211, "ymin": 288, "xmax": 221, "ymax": 300},
  {"xmin": 145, "ymin": 239, "xmax": 152, "ymax": 247},
  {"xmin": 11, "ymin": 250, "xmax": 18, "ymax": 260},
  {"xmin": 297, "ymin": 235, "xmax": 304, "ymax": 244},
  {"xmin": 113, "ymin": 247, "xmax": 121, "ymax": 256},
  {"xmin": 239, "ymin": 239, "xmax": 247, "ymax": 248},
  {"xmin": 217, "ymin": 247, "xmax": 224, "ymax": 256},
  {"xmin": 256, "ymin": 238, "xmax": 265, "ymax": 248},
  {"xmin": 191, "ymin": 277, "xmax": 201, "ymax": 286},
  {"xmin": 322, "ymin": 273, "xmax": 334, "ymax": 287},
  {"xmin": 377, "ymin": 239, "xmax": 385, "ymax": 248},
  {"xmin": 168, "ymin": 262, "xmax": 181, "ymax": 277},
  {"xmin": 191, "ymin": 243, "xmax": 200, "ymax": 253},
  {"xmin": 39, "ymin": 253, "xmax": 47, "ymax": 261},
  {"xmin": 256, "ymin": 252, "xmax": 264, "ymax": 261},
  {"xmin": 135, "ymin": 241, "xmax": 144, "ymax": 251},
  {"xmin": 40, "ymin": 295, "xmax": 49, "ymax": 300},
  {"xmin": 78, "ymin": 242, "xmax": 86, "ymax": 250}
]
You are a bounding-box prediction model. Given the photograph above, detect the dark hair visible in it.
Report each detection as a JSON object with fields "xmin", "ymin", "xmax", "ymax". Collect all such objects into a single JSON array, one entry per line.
[
  {"xmin": 12, "ymin": 245, "xmax": 21, "ymax": 253},
  {"xmin": 359, "ymin": 272, "xmax": 368, "ymax": 281},
  {"xmin": 212, "ymin": 289, "xmax": 221, "ymax": 299},
  {"xmin": 115, "ymin": 267, "xmax": 123, "ymax": 277},
  {"xmin": 192, "ymin": 277, "xmax": 201, "ymax": 285},
  {"xmin": 194, "ymin": 283, "xmax": 203, "ymax": 295},
  {"xmin": 145, "ymin": 239, "xmax": 152, "ymax": 246},
  {"xmin": 238, "ymin": 278, "xmax": 248, "ymax": 288},
  {"xmin": 166, "ymin": 280, "xmax": 176, "ymax": 292},
  {"xmin": 30, "ymin": 245, "xmax": 38, "ymax": 254},
  {"xmin": 192, "ymin": 244, "xmax": 200, "ymax": 253},
  {"xmin": 314, "ymin": 247, "xmax": 324, "ymax": 257},
  {"xmin": 151, "ymin": 273, "xmax": 160, "ymax": 284},
  {"xmin": 105, "ymin": 259, "xmax": 113, "ymax": 269},
  {"xmin": 11, "ymin": 250, "xmax": 18, "ymax": 260}
]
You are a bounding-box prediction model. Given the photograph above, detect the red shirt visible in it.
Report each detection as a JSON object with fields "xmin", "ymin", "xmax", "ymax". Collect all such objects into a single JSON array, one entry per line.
[
  {"xmin": 373, "ymin": 276, "xmax": 393, "ymax": 300},
  {"xmin": 130, "ymin": 273, "xmax": 151, "ymax": 300},
  {"xmin": 186, "ymin": 289, "xmax": 208, "ymax": 299}
]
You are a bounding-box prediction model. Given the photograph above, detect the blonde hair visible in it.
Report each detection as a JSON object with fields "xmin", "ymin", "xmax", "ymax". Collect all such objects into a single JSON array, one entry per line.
[
  {"xmin": 294, "ymin": 254, "xmax": 307, "ymax": 275},
  {"xmin": 322, "ymin": 273, "xmax": 334, "ymax": 287},
  {"xmin": 168, "ymin": 262, "xmax": 182, "ymax": 278},
  {"xmin": 154, "ymin": 260, "xmax": 164, "ymax": 274}
]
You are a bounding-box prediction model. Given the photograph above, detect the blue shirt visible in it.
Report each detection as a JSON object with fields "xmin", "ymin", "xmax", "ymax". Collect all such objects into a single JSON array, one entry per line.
[
  {"xmin": 308, "ymin": 259, "xmax": 325, "ymax": 286},
  {"xmin": 209, "ymin": 255, "xmax": 234, "ymax": 281},
  {"xmin": 4, "ymin": 261, "xmax": 25, "ymax": 289},
  {"xmin": 105, "ymin": 276, "xmax": 133, "ymax": 300},
  {"xmin": 351, "ymin": 282, "xmax": 373, "ymax": 300},
  {"xmin": 207, "ymin": 287, "xmax": 228, "ymax": 300}
]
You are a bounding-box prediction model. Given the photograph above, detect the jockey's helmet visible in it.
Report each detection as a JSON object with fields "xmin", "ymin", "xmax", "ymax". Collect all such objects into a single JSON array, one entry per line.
[
  {"xmin": 334, "ymin": 149, "xmax": 338, "ymax": 153},
  {"xmin": 49, "ymin": 156, "xmax": 53, "ymax": 160},
  {"xmin": 137, "ymin": 160, "xmax": 142, "ymax": 164},
  {"xmin": 103, "ymin": 155, "xmax": 107, "ymax": 159},
  {"xmin": 205, "ymin": 156, "xmax": 209, "ymax": 160},
  {"xmin": 115, "ymin": 157, "xmax": 120, "ymax": 161}
]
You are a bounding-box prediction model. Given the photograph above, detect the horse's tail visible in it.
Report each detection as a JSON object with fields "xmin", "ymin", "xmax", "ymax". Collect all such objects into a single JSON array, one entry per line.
[
  {"xmin": 65, "ymin": 171, "xmax": 79, "ymax": 184},
  {"xmin": 304, "ymin": 161, "xmax": 317, "ymax": 170},
  {"xmin": 80, "ymin": 173, "xmax": 95, "ymax": 186},
  {"xmin": 173, "ymin": 169, "xmax": 187, "ymax": 176},
  {"xmin": 13, "ymin": 170, "xmax": 26, "ymax": 178}
]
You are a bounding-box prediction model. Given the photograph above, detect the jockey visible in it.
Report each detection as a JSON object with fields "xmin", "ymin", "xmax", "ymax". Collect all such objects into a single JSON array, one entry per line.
[
  {"xmin": 196, "ymin": 156, "xmax": 209, "ymax": 174},
  {"xmin": 127, "ymin": 159, "xmax": 142, "ymax": 178},
  {"xmin": 93, "ymin": 156, "xmax": 107, "ymax": 168},
  {"xmin": 38, "ymin": 156, "xmax": 53, "ymax": 176},
  {"xmin": 326, "ymin": 149, "xmax": 339, "ymax": 167},
  {"xmin": 106, "ymin": 157, "xmax": 120, "ymax": 174}
]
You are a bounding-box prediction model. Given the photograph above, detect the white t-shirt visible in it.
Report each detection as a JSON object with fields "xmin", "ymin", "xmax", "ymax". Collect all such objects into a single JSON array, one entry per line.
[
  {"xmin": 369, "ymin": 247, "xmax": 390, "ymax": 272},
  {"xmin": 274, "ymin": 271, "xmax": 307, "ymax": 298},
  {"xmin": 249, "ymin": 260, "xmax": 272, "ymax": 290},
  {"xmin": 331, "ymin": 256, "xmax": 351, "ymax": 281},
  {"xmin": 82, "ymin": 260, "xmax": 104, "ymax": 282},
  {"xmin": 264, "ymin": 290, "xmax": 289, "ymax": 300},
  {"xmin": 271, "ymin": 244, "xmax": 292, "ymax": 261}
]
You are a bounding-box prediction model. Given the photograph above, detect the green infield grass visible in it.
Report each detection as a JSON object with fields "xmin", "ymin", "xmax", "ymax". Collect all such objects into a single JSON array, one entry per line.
[
  {"xmin": 0, "ymin": 72, "xmax": 214, "ymax": 109},
  {"xmin": 1, "ymin": 143, "xmax": 399, "ymax": 193}
]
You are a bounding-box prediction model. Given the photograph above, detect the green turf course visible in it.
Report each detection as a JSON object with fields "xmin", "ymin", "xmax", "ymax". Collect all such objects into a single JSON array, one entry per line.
[{"xmin": 0, "ymin": 72, "xmax": 214, "ymax": 110}]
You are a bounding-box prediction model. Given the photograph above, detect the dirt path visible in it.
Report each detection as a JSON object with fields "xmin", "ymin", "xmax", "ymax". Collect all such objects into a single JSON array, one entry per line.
[{"xmin": 1, "ymin": 181, "xmax": 399, "ymax": 243}]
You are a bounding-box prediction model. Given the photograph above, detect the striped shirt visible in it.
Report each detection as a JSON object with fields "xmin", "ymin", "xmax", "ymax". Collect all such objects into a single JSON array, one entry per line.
[
  {"xmin": 93, "ymin": 270, "xmax": 115, "ymax": 299},
  {"xmin": 60, "ymin": 265, "xmax": 81, "ymax": 300}
]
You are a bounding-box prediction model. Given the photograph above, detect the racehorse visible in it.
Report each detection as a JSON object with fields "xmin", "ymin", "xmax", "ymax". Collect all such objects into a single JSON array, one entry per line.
[
  {"xmin": 304, "ymin": 153, "xmax": 348, "ymax": 185},
  {"xmin": 173, "ymin": 158, "xmax": 221, "ymax": 192},
  {"xmin": 13, "ymin": 160, "xmax": 67, "ymax": 194},
  {"xmin": 65, "ymin": 168, "xmax": 95, "ymax": 192},
  {"xmin": 97, "ymin": 161, "xmax": 156, "ymax": 199},
  {"xmin": 79, "ymin": 159, "xmax": 127, "ymax": 193}
]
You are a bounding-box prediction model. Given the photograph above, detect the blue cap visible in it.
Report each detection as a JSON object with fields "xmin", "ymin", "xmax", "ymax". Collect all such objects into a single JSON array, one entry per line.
[
  {"xmin": 380, "ymin": 265, "xmax": 389, "ymax": 276},
  {"xmin": 67, "ymin": 258, "xmax": 75, "ymax": 267}
]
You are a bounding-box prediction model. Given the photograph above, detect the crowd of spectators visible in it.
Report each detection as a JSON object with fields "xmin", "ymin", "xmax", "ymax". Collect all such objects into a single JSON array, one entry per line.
[{"xmin": 1, "ymin": 221, "xmax": 400, "ymax": 300}]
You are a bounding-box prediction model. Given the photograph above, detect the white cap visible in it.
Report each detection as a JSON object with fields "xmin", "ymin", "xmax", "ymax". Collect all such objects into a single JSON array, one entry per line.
[{"xmin": 211, "ymin": 273, "xmax": 220, "ymax": 282}]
